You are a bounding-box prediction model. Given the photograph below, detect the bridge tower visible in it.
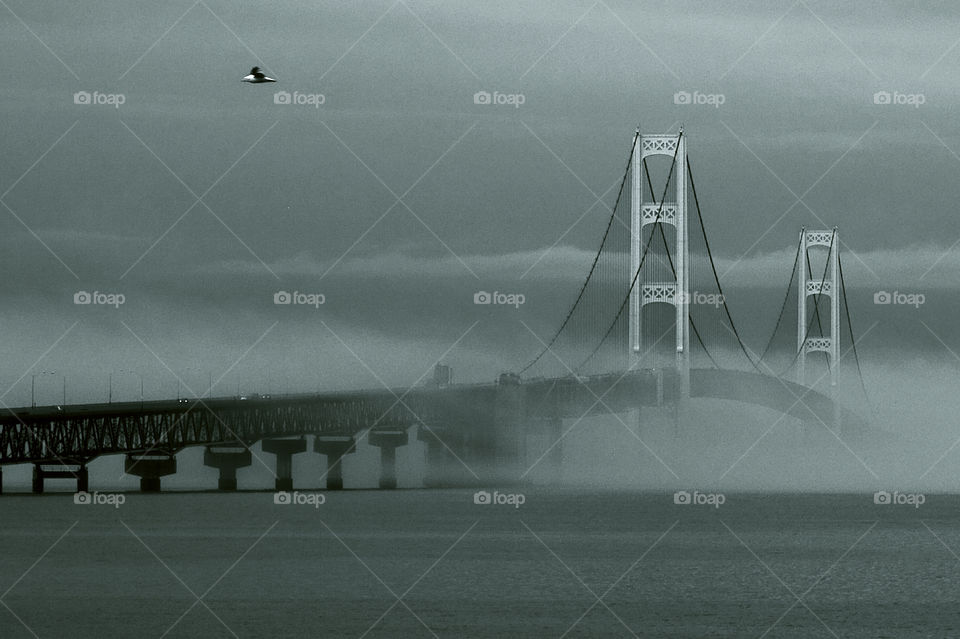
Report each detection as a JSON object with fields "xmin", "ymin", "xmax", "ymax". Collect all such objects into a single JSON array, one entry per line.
[
  {"xmin": 796, "ymin": 228, "xmax": 839, "ymax": 387},
  {"xmin": 630, "ymin": 129, "xmax": 689, "ymax": 398},
  {"xmin": 797, "ymin": 227, "xmax": 842, "ymax": 434}
]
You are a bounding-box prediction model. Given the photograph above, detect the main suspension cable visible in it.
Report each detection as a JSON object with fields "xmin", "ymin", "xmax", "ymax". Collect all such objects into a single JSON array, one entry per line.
[
  {"xmin": 642, "ymin": 159, "xmax": 719, "ymax": 369},
  {"xmin": 688, "ymin": 157, "xmax": 763, "ymax": 373},
  {"xmin": 838, "ymin": 253, "xmax": 870, "ymax": 404},
  {"xmin": 521, "ymin": 127, "xmax": 641, "ymax": 374},
  {"xmin": 577, "ymin": 131, "xmax": 684, "ymax": 370},
  {"xmin": 757, "ymin": 234, "xmax": 802, "ymax": 364},
  {"xmin": 776, "ymin": 230, "xmax": 835, "ymax": 377}
]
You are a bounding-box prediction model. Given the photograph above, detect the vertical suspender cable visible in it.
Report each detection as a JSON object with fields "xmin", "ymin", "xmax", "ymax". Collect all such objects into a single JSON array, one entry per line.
[
  {"xmin": 687, "ymin": 158, "xmax": 763, "ymax": 373},
  {"xmin": 757, "ymin": 237, "xmax": 802, "ymax": 364},
  {"xmin": 838, "ymin": 254, "xmax": 870, "ymax": 404},
  {"xmin": 578, "ymin": 133, "xmax": 683, "ymax": 370},
  {"xmin": 520, "ymin": 127, "xmax": 641, "ymax": 374},
  {"xmin": 643, "ymin": 159, "xmax": 719, "ymax": 368}
]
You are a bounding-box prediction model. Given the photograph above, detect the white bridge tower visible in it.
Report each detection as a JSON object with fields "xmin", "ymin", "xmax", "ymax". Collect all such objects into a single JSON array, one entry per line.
[
  {"xmin": 629, "ymin": 129, "xmax": 689, "ymax": 397},
  {"xmin": 797, "ymin": 227, "xmax": 840, "ymax": 387}
]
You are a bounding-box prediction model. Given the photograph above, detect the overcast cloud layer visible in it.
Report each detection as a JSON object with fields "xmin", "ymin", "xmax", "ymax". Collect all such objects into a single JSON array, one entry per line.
[{"xmin": 1, "ymin": 1, "xmax": 958, "ymax": 407}]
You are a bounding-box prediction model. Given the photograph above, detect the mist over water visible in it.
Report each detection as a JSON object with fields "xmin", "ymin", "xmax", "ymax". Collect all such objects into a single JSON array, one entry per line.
[{"xmin": 6, "ymin": 353, "xmax": 958, "ymax": 496}]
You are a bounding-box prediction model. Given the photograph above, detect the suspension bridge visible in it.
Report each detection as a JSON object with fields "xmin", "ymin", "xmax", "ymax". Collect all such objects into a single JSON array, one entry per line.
[{"xmin": 0, "ymin": 128, "xmax": 871, "ymax": 493}]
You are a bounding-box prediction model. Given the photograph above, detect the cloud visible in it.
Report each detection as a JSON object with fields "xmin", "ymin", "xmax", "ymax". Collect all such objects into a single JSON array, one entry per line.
[
  {"xmin": 199, "ymin": 245, "xmax": 592, "ymax": 281},
  {"xmin": 716, "ymin": 243, "xmax": 960, "ymax": 289},
  {"xmin": 197, "ymin": 241, "xmax": 960, "ymax": 290}
]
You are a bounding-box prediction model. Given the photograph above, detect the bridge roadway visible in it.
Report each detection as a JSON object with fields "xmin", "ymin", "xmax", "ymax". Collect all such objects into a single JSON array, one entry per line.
[{"xmin": 0, "ymin": 368, "xmax": 866, "ymax": 469}]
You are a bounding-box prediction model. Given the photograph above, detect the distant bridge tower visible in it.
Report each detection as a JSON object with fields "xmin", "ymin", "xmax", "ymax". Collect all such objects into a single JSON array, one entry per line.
[
  {"xmin": 796, "ymin": 228, "xmax": 839, "ymax": 387},
  {"xmin": 630, "ymin": 129, "xmax": 689, "ymax": 396}
]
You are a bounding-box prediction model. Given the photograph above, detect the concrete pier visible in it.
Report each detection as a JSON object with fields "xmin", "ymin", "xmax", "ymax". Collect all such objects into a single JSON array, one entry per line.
[
  {"xmin": 262, "ymin": 437, "xmax": 307, "ymax": 491},
  {"xmin": 31, "ymin": 461, "xmax": 88, "ymax": 494},
  {"xmin": 416, "ymin": 423, "xmax": 480, "ymax": 487},
  {"xmin": 314, "ymin": 435, "xmax": 356, "ymax": 490},
  {"xmin": 203, "ymin": 445, "xmax": 252, "ymax": 490},
  {"xmin": 544, "ymin": 417, "xmax": 563, "ymax": 482},
  {"xmin": 833, "ymin": 398, "xmax": 842, "ymax": 436},
  {"xmin": 125, "ymin": 453, "xmax": 177, "ymax": 492},
  {"xmin": 493, "ymin": 373, "xmax": 526, "ymax": 482},
  {"xmin": 368, "ymin": 428, "xmax": 408, "ymax": 489},
  {"xmin": 417, "ymin": 424, "xmax": 455, "ymax": 488}
]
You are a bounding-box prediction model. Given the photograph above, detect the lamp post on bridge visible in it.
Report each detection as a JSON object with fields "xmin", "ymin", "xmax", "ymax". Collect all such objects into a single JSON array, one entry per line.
[{"xmin": 31, "ymin": 370, "xmax": 58, "ymax": 408}]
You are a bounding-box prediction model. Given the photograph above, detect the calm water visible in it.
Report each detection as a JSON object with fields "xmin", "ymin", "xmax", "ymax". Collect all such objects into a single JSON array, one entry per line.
[{"xmin": 1, "ymin": 489, "xmax": 958, "ymax": 638}]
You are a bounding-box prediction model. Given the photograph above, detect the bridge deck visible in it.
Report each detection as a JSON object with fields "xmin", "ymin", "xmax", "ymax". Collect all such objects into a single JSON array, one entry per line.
[{"xmin": 0, "ymin": 369, "xmax": 867, "ymax": 465}]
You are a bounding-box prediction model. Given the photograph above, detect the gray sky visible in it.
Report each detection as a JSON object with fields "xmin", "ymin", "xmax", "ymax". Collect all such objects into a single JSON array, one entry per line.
[{"xmin": 1, "ymin": 1, "xmax": 959, "ymax": 406}]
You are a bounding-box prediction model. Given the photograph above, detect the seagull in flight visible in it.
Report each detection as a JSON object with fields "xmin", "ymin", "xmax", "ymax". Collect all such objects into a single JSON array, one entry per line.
[{"xmin": 241, "ymin": 66, "xmax": 276, "ymax": 83}]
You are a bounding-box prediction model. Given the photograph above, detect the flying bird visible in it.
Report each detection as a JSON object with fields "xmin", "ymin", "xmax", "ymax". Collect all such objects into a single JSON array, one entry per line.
[{"xmin": 241, "ymin": 66, "xmax": 276, "ymax": 83}]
